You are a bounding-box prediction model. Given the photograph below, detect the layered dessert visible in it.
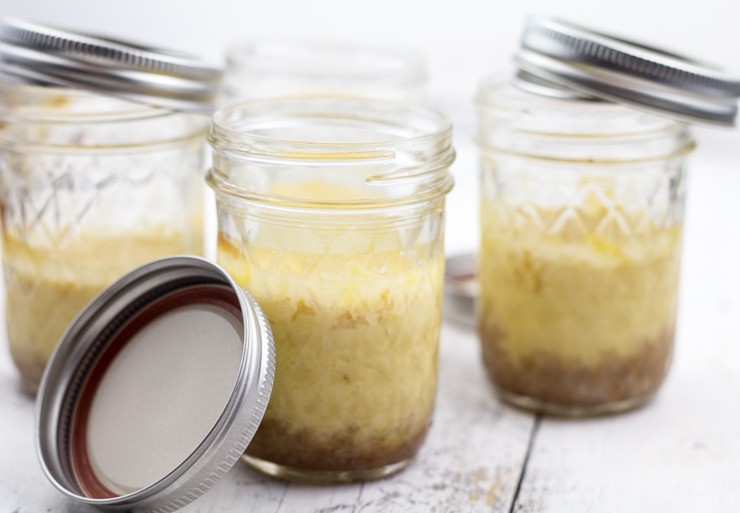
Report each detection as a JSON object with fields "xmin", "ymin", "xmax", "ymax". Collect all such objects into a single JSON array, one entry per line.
[
  {"xmin": 479, "ymin": 194, "xmax": 682, "ymax": 413},
  {"xmin": 218, "ymin": 231, "xmax": 443, "ymax": 476},
  {"xmin": 4, "ymin": 230, "xmax": 202, "ymax": 390}
]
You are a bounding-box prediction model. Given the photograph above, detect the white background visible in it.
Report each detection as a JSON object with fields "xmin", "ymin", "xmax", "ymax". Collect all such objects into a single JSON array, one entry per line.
[{"xmin": 4, "ymin": 0, "xmax": 740, "ymax": 253}]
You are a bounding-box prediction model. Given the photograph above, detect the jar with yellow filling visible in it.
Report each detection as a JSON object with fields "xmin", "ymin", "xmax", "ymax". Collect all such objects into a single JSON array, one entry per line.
[
  {"xmin": 208, "ymin": 98, "xmax": 454, "ymax": 482},
  {"xmin": 476, "ymin": 78, "xmax": 693, "ymax": 415},
  {"xmin": 0, "ymin": 80, "xmax": 208, "ymax": 390}
]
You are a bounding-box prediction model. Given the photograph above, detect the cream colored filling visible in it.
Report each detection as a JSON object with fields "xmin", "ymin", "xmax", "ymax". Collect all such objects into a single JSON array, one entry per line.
[
  {"xmin": 4, "ymin": 228, "xmax": 203, "ymax": 388},
  {"xmin": 218, "ymin": 233, "xmax": 442, "ymax": 448},
  {"xmin": 479, "ymin": 196, "xmax": 681, "ymax": 365}
]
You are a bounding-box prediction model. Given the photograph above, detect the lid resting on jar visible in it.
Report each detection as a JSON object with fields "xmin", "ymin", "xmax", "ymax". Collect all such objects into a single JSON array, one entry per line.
[
  {"xmin": 514, "ymin": 17, "xmax": 740, "ymax": 126},
  {"xmin": 0, "ymin": 18, "xmax": 224, "ymax": 112},
  {"xmin": 36, "ymin": 256, "xmax": 275, "ymax": 512}
]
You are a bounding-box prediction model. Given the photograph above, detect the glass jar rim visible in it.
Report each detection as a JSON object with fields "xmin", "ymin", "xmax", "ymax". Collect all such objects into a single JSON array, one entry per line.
[
  {"xmin": 476, "ymin": 73, "xmax": 694, "ymax": 138},
  {"xmin": 475, "ymin": 73, "xmax": 696, "ymax": 163},
  {"xmin": 477, "ymin": 73, "xmax": 697, "ymax": 127},
  {"xmin": 0, "ymin": 78, "xmax": 187, "ymax": 124},
  {"xmin": 209, "ymin": 96, "xmax": 453, "ymax": 158},
  {"xmin": 208, "ymin": 97, "xmax": 455, "ymax": 208}
]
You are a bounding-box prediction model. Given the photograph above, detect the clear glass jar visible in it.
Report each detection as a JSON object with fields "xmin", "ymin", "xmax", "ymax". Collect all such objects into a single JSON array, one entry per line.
[
  {"xmin": 0, "ymin": 80, "xmax": 208, "ymax": 390},
  {"xmin": 476, "ymin": 77, "xmax": 693, "ymax": 415},
  {"xmin": 222, "ymin": 40, "xmax": 427, "ymax": 102},
  {"xmin": 208, "ymin": 97, "xmax": 454, "ymax": 482}
]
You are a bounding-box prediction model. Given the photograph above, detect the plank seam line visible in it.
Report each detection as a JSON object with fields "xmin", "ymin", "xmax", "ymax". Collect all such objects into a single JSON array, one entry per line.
[
  {"xmin": 508, "ymin": 413, "xmax": 542, "ymax": 513},
  {"xmin": 273, "ymin": 483, "xmax": 289, "ymax": 513},
  {"xmin": 351, "ymin": 482, "xmax": 366, "ymax": 513}
]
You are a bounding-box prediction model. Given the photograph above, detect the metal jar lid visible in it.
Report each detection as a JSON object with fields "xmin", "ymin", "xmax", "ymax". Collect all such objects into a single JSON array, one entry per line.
[
  {"xmin": 36, "ymin": 256, "xmax": 275, "ymax": 512},
  {"xmin": 0, "ymin": 18, "xmax": 224, "ymax": 112},
  {"xmin": 514, "ymin": 17, "xmax": 740, "ymax": 126}
]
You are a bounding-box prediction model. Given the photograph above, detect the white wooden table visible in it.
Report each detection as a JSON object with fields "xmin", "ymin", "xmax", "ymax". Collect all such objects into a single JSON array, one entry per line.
[{"xmin": 1, "ymin": 132, "xmax": 740, "ymax": 513}]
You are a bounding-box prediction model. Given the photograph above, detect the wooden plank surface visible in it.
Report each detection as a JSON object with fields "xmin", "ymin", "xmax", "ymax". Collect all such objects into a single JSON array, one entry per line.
[{"xmin": 0, "ymin": 321, "xmax": 537, "ymax": 513}]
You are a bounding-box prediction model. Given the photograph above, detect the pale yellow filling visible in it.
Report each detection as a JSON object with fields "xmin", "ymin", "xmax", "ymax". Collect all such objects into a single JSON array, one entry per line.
[
  {"xmin": 4, "ymin": 228, "xmax": 203, "ymax": 388},
  {"xmin": 479, "ymin": 195, "xmax": 681, "ymax": 365},
  {"xmin": 218, "ymin": 232, "xmax": 443, "ymax": 447}
]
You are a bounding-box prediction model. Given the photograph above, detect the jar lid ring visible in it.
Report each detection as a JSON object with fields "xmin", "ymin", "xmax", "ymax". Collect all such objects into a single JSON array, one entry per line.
[
  {"xmin": 0, "ymin": 18, "xmax": 224, "ymax": 112},
  {"xmin": 515, "ymin": 17, "xmax": 740, "ymax": 126}
]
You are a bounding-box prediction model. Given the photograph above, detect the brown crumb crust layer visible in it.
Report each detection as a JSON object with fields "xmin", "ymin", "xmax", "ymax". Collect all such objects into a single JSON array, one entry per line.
[
  {"xmin": 480, "ymin": 324, "xmax": 674, "ymax": 409},
  {"xmin": 245, "ymin": 419, "xmax": 431, "ymax": 472}
]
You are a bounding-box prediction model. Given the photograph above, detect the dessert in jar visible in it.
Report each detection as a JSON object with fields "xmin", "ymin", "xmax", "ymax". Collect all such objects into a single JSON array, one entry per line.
[
  {"xmin": 476, "ymin": 18, "xmax": 740, "ymax": 415},
  {"xmin": 0, "ymin": 19, "xmax": 222, "ymax": 389},
  {"xmin": 208, "ymin": 97, "xmax": 454, "ymax": 482}
]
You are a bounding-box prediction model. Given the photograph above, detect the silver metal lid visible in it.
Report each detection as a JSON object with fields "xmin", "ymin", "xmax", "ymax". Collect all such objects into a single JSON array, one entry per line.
[
  {"xmin": 36, "ymin": 256, "xmax": 275, "ymax": 513},
  {"xmin": 515, "ymin": 17, "xmax": 740, "ymax": 126},
  {"xmin": 0, "ymin": 18, "xmax": 224, "ymax": 112}
]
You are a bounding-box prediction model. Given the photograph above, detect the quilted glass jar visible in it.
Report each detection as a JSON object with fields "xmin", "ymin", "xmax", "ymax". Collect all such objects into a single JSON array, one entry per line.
[
  {"xmin": 208, "ymin": 97, "xmax": 454, "ymax": 482},
  {"xmin": 476, "ymin": 77, "xmax": 693, "ymax": 415},
  {"xmin": 0, "ymin": 19, "xmax": 222, "ymax": 390},
  {"xmin": 0, "ymin": 81, "xmax": 208, "ymax": 389}
]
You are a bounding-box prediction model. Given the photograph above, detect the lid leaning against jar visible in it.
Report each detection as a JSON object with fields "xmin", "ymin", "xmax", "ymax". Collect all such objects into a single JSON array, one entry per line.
[
  {"xmin": 36, "ymin": 256, "xmax": 275, "ymax": 513},
  {"xmin": 0, "ymin": 18, "xmax": 223, "ymax": 112},
  {"xmin": 513, "ymin": 16, "xmax": 740, "ymax": 125},
  {"xmin": 447, "ymin": 17, "xmax": 740, "ymax": 327}
]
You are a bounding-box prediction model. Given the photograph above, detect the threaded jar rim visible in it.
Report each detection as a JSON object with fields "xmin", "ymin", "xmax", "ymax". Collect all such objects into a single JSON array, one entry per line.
[{"xmin": 208, "ymin": 97, "xmax": 455, "ymax": 208}]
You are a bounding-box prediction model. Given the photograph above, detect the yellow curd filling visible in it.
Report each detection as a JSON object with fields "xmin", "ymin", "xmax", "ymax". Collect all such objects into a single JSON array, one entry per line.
[
  {"xmin": 218, "ymin": 229, "xmax": 443, "ymax": 470},
  {"xmin": 479, "ymin": 191, "xmax": 681, "ymax": 407},
  {"xmin": 4, "ymin": 229, "xmax": 202, "ymax": 390}
]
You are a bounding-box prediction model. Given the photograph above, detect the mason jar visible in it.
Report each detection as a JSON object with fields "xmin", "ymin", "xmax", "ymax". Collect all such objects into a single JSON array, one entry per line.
[
  {"xmin": 476, "ymin": 18, "xmax": 740, "ymax": 415},
  {"xmin": 222, "ymin": 39, "xmax": 427, "ymax": 102},
  {"xmin": 0, "ymin": 19, "xmax": 222, "ymax": 389},
  {"xmin": 208, "ymin": 97, "xmax": 454, "ymax": 482}
]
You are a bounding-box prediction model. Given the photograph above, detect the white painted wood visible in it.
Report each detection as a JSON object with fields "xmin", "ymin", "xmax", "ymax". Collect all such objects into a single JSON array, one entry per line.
[
  {"xmin": 510, "ymin": 136, "xmax": 740, "ymax": 513},
  {"xmin": 0, "ymin": 319, "xmax": 535, "ymax": 513}
]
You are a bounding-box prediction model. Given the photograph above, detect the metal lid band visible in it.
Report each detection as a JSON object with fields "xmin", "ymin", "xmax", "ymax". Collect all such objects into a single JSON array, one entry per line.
[
  {"xmin": 0, "ymin": 18, "xmax": 223, "ymax": 112},
  {"xmin": 516, "ymin": 17, "xmax": 740, "ymax": 126}
]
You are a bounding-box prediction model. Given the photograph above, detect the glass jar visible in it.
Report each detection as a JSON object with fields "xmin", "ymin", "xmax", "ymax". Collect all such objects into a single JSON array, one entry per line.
[
  {"xmin": 477, "ymin": 18, "xmax": 740, "ymax": 415},
  {"xmin": 476, "ymin": 78, "xmax": 692, "ymax": 414},
  {"xmin": 474, "ymin": 17, "xmax": 740, "ymax": 416},
  {"xmin": 0, "ymin": 81, "xmax": 209, "ymax": 390},
  {"xmin": 0, "ymin": 18, "xmax": 222, "ymax": 390},
  {"xmin": 222, "ymin": 40, "xmax": 427, "ymax": 102},
  {"xmin": 208, "ymin": 97, "xmax": 454, "ymax": 482}
]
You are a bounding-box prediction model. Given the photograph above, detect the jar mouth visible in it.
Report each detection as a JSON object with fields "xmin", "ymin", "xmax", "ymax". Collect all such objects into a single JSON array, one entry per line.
[
  {"xmin": 0, "ymin": 78, "xmax": 209, "ymax": 150},
  {"xmin": 475, "ymin": 74, "xmax": 696, "ymax": 163},
  {"xmin": 210, "ymin": 97, "xmax": 452, "ymax": 154},
  {"xmin": 208, "ymin": 97, "xmax": 455, "ymax": 208},
  {"xmin": 224, "ymin": 39, "xmax": 427, "ymax": 89},
  {"xmin": 0, "ymin": 79, "xmax": 180, "ymax": 123},
  {"xmin": 476, "ymin": 75, "xmax": 689, "ymax": 137}
]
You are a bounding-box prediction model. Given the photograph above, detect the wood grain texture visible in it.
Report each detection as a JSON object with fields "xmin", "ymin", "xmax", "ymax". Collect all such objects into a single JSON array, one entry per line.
[{"xmin": 0, "ymin": 321, "xmax": 535, "ymax": 513}]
